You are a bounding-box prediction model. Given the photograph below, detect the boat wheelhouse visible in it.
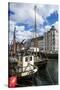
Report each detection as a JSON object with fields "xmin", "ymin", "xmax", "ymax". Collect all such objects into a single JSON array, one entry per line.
[{"xmin": 9, "ymin": 51, "xmax": 38, "ymax": 77}]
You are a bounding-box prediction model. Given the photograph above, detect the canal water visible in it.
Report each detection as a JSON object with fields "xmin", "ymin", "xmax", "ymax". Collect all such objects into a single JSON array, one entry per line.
[{"xmin": 17, "ymin": 59, "xmax": 58, "ymax": 87}]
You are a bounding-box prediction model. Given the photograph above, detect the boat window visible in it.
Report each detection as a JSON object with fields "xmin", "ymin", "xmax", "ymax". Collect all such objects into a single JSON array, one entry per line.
[
  {"xmin": 20, "ymin": 56, "xmax": 22, "ymax": 61},
  {"xmin": 25, "ymin": 57, "xmax": 28, "ymax": 62},
  {"xmin": 30, "ymin": 57, "xmax": 32, "ymax": 61}
]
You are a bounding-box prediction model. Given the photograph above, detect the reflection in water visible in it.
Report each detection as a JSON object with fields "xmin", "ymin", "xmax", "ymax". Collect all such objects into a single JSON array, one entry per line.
[
  {"xmin": 17, "ymin": 59, "xmax": 58, "ymax": 87},
  {"xmin": 33, "ymin": 59, "xmax": 58, "ymax": 86}
]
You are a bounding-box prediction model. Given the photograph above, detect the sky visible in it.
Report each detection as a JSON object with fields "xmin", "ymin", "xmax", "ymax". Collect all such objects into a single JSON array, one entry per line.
[{"xmin": 8, "ymin": 3, "xmax": 58, "ymax": 44}]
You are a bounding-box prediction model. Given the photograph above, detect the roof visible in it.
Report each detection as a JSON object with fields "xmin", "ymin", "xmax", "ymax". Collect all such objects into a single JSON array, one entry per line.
[{"xmin": 31, "ymin": 36, "xmax": 44, "ymax": 41}]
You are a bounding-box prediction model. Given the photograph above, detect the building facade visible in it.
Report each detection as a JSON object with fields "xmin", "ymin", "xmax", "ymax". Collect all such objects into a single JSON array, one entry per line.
[
  {"xmin": 10, "ymin": 26, "xmax": 58, "ymax": 54},
  {"xmin": 44, "ymin": 26, "xmax": 58, "ymax": 53},
  {"xmin": 30, "ymin": 36, "xmax": 45, "ymax": 52},
  {"xmin": 38, "ymin": 36, "xmax": 45, "ymax": 52}
]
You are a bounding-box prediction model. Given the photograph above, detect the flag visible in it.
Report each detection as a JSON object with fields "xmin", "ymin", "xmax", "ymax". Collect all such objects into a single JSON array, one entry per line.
[{"xmin": 8, "ymin": 76, "xmax": 17, "ymax": 88}]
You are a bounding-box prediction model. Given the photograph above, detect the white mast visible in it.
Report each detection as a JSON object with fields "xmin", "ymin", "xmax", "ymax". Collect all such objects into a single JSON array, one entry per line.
[{"xmin": 34, "ymin": 5, "xmax": 38, "ymax": 61}]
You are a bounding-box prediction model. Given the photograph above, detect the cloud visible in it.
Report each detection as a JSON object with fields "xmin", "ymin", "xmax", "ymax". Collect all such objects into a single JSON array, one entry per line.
[
  {"xmin": 37, "ymin": 4, "xmax": 58, "ymax": 18},
  {"xmin": 16, "ymin": 26, "xmax": 34, "ymax": 41},
  {"xmin": 44, "ymin": 21, "xmax": 58, "ymax": 33},
  {"xmin": 45, "ymin": 25, "xmax": 51, "ymax": 32},
  {"xmin": 9, "ymin": 3, "xmax": 58, "ymax": 29},
  {"xmin": 8, "ymin": 3, "xmax": 58, "ymax": 44},
  {"xmin": 8, "ymin": 3, "xmax": 46, "ymax": 26},
  {"xmin": 9, "ymin": 3, "xmax": 58, "ymax": 24},
  {"xmin": 52, "ymin": 21, "xmax": 58, "ymax": 30},
  {"xmin": 8, "ymin": 20, "xmax": 34, "ymax": 44}
]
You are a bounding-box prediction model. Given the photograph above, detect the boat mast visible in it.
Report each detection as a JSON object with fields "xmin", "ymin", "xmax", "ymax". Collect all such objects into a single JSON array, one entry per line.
[
  {"xmin": 13, "ymin": 26, "xmax": 16, "ymax": 56},
  {"xmin": 34, "ymin": 5, "xmax": 37, "ymax": 61},
  {"xmin": 35, "ymin": 5, "xmax": 36, "ymax": 38}
]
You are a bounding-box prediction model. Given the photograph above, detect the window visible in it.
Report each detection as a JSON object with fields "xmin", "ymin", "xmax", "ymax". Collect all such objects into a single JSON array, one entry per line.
[
  {"xmin": 53, "ymin": 40, "xmax": 55, "ymax": 45},
  {"xmin": 25, "ymin": 57, "xmax": 28, "ymax": 62},
  {"xmin": 30, "ymin": 57, "xmax": 32, "ymax": 61}
]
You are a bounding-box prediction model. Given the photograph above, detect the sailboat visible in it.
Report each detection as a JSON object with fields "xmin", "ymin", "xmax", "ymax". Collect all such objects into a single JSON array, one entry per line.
[{"xmin": 8, "ymin": 5, "xmax": 39, "ymax": 78}]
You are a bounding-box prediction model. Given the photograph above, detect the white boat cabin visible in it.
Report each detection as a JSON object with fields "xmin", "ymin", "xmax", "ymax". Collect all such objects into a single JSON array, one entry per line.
[
  {"xmin": 18, "ymin": 55, "xmax": 34, "ymax": 72},
  {"xmin": 22, "ymin": 55, "xmax": 34, "ymax": 71}
]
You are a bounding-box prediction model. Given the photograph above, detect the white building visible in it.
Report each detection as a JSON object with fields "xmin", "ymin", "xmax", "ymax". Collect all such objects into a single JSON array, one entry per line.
[
  {"xmin": 44, "ymin": 26, "xmax": 58, "ymax": 53},
  {"xmin": 24, "ymin": 26, "xmax": 58, "ymax": 53}
]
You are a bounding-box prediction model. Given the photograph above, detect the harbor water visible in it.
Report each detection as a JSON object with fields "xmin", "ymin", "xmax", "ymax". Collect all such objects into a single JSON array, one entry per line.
[
  {"xmin": 17, "ymin": 59, "xmax": 58, "ymax": 87},
  {"xmin": 33, "ymin": 59, "xmax": 58, "ymax": 86}
]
